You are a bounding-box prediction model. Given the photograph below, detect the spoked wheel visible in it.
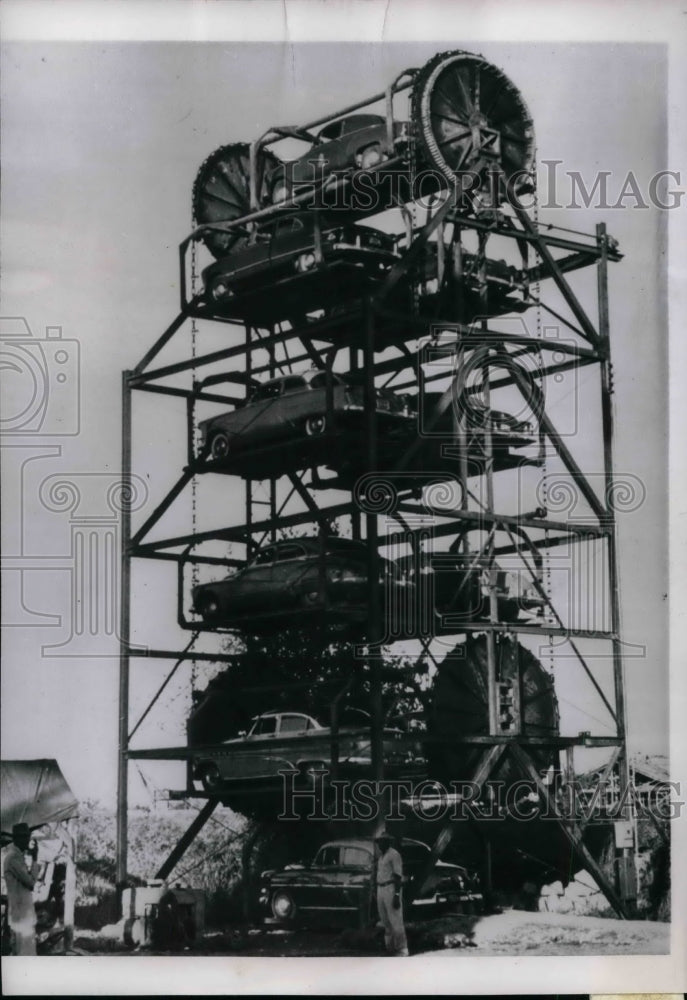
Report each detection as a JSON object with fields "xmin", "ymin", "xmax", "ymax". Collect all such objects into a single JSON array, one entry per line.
[
  {"xmin": 413, "ymin": 50, "xmax": 535, "ymax": 208},
  {"xmin": 192, "ymin": 143, "xmax": 281, "ymax": 258}
]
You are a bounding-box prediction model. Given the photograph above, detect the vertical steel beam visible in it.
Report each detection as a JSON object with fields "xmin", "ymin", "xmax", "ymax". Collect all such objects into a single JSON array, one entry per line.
[
  {"xmin": 364, "ymin": 305, "xmax": 384, "ymax": 794},
  {"xmin": 597, "ymin": 222, "xmax": 637, "ymax": 911},
  {"xmin": 116, "ymin": 371, "xmax": 132, "ymax": 894}
]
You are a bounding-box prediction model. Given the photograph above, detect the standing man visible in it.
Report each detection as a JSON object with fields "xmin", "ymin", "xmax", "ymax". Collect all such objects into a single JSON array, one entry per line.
[
  {"xmin": 375, "ymin": 830, "xmax": 408, "ymax": 956},
  {"xmin": 2, "ymin": 823, "xmax": 39, "ymax": 955}
]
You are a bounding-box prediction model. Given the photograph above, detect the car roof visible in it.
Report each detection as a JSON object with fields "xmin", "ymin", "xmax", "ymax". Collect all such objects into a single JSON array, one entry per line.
[
  {"xmin": 317, "ymin": 837, "xmax": 429, "ymax": 851},
  {"xmin": 268, "ymin": 536, "xmax": 366, "ymax": 552},
  {"xmin": 318, "ymin": 114, "xmax": 385, "ymax": 139},
  {"xmin": 252, "ymin": 710, "xmax": 317, "ymax": 720},
  {"xmin": 256, "ymin": 369, "xmax": 342, "ymax": 389}
]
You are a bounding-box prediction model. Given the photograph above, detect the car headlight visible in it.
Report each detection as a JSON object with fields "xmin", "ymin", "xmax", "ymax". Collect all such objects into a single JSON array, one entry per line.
[
  {"xmin": 211, "ymin": 281, "xmax": 231, "ymax": 300},
  {"xmin": 295, "ymin": 252, "xmax": 316, "ymax": 272}
]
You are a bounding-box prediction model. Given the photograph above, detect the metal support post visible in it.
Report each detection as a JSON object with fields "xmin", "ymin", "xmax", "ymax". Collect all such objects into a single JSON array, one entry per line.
[
  {"xmin": 597, "ymin": 222, "xmax": 637, "ymax": 912},
  {"xmin": 116, "ymin": 371, "xmax": 132, "ymax": 895},
  {"xmin": 363, "ymin": 305, "xmax": 385, "ymax": 801}
]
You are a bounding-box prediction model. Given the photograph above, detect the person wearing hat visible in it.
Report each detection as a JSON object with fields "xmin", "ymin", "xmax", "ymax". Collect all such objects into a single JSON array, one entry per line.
[
  {"xmin": 2, "ymin": 823, "xmax": 39, "ymax": 955},
  {"xmin": 374, "ymin": 829, "xmax": 408, "ymax": 956}
]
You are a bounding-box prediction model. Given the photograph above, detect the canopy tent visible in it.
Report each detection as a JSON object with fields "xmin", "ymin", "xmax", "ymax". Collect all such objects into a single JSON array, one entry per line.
[
  {"xmin": 1, "ymin": 759, "xmax": 78, "ymax": 952},
  {"xmin": 1, "ymin": 759, "xmax": 78, "ymax": 833}
]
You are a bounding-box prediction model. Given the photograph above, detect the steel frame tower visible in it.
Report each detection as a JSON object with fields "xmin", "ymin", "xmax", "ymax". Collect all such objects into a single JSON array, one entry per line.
[{"xmin": 117, "ymin": 59, "xmax": 638, "ymax": 919}]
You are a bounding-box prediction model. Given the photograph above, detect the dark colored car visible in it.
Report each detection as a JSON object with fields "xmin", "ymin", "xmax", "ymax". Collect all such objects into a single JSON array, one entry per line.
[
  {"xmin": 201, "ymin": 212, "xmax": 398, "ymax": 306},
  {"xmin": 268, "ymin": 113, "xmax": 409, "ymax": 204},
  {"xmin": 191, "ymin": 536, "xmax": 409, "ymax": 632},
  {"xmin": 198, "ymin": 368, "xmax": 413, "ymax": 464},
  {"xmin": 194, "ymin": 710, "xmax": 424, "ymax": 794},
  {"xmin": 258, "ymin": 837, "xmax": 482, "ymax": 928}
]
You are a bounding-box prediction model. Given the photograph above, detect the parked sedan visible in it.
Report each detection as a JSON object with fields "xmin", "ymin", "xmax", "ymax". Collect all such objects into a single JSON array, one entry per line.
[
  {"xmin": 198, "ymin": 368, "xmax": 413, "ymax": 464},
  {"xmin": 258, "ymin": 837, "xmax": 483, "ymax": 928},
  {"xmin": 201, "ymin": 211, "xmax": 398, "ymax": 306},
  {"xmin": 267, "ymin": 113, "xmax": 410, "ymax": 205},
  {"xmin": 191, "ymin": 536, "xmax": 409, "ymax": 632},
  {"xmin": 194, "ymin": 710, "xmax": 424, "ymax": 794}
]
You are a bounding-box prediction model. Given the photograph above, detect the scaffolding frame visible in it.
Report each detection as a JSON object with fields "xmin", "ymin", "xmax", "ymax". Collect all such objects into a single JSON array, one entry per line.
[{"xmin": 117, "ymin": 201, "xmax": 637, "ymax": 917}]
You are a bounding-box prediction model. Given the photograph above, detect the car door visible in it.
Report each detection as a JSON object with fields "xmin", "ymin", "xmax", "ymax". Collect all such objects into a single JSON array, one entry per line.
[
  {"xmin": 238, "ymin": 714, "xmax": 280, "ymax": 780},
  {"xmin": 216, "ymin": 379, "xmax": 282, "ymax": 446},
  {"xmin": 333, "ymin": 846, "xmax": 374, "ymax": 918},
  {"xmin": 233, "ymin": 546, "xmax": 276, "ymax": 612},
  {"xmin": 268, "ymin": 216, "xmax": 313, "ymax": 272},
  {"xmin": 270, "ymin": 375, "xmax": 311, "ymax": 434},
  {"xmin": 272, "ymin": 542, "xmax": 314, "ymax": 604}
]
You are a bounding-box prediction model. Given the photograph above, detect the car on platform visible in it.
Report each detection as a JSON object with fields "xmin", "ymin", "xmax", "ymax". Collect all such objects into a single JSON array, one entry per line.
[
  {"xmin": 191, "ymin": 535, "xmax": 410, "ymax": 633},
  {"xmin": 267, "ymin": 113, "xmax": 410, "ymax": 205},
  {"xmin": 201, "ymin": 211, "xmax": 398, "ymax": 305},
  {"xmin": 198, "ymin": 368, "xmax": 414, "ymax": 464},
  {"xmin": 258, "ymin": 836, "xmax": 483, "ymax": 928},
  {"xmin": 194, "ymin": 710, "xmax": 424, "ymax": 794}
]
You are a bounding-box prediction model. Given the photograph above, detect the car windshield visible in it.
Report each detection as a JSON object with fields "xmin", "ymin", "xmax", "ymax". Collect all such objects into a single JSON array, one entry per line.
[
  {"xmin": 252, "ymin": 547, "xmax": 275, "ymax": 565},
  {"xmin": 250, "ymin": 716, "xmax": 278, "ymax": 736},
  {"xmin": 308, "ymin": 371, "xmax": 344, "ymax": 389},
  {"xmin": 281, "ymin": 376, "xmax": 308, "ymax": 394},
  {"xmin": 274, "ymin": 543, "xmax": 307, "ymax": 561},
  {"xmin": 250, "ymin": 382, "xmax": 282, "ymax": 402},
  {"xmin": 315, "ymin": 846, "xmax": 341, "ymax": 867}
]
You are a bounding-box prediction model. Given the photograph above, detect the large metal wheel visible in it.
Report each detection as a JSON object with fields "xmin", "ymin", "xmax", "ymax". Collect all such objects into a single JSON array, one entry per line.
[
  {"xmin": 192, "ymin": 143, "xmax": 280, "ymax": 258},
  {"xmin": 413, "ymin": 50, "xmax": 535, "ymax": 206}
]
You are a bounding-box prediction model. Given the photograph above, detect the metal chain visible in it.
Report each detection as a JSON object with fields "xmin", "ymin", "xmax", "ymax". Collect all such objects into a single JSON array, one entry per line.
[
  {"xmin": 190, "ymin": 234, "xmax": 200, "ymax": 697},
  {"xmin": 531, "ymin": 148, "xmax": 555, "ymax": 662}
]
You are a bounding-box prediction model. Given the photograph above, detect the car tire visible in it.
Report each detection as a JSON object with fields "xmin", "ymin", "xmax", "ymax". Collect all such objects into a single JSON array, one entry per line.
[
  {"xmin": 210, "ymin": 432, "xmax": 230, "ymax": 461},
  {"xmin": 271, "ymin": 890, "xmax": 297, "ymax": 923},
  {"xmin": 199, "ymin": 763, "xmax": 222, "ymax": 794},
  {"xmin": 305, "ymin": 415, "xmax": 327, "ymax": 436}
]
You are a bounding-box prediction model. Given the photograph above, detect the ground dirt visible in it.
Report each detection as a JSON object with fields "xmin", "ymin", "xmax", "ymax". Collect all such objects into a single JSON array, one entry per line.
[{"xmin": 73, "ymin": 908, "xmax": 669, "ymax": 957}]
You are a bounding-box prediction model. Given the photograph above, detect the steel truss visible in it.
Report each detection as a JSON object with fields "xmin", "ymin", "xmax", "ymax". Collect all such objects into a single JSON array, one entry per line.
[{"xmin": 118, "ymin": 198, "xmax": 637, "ymax": 918}]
